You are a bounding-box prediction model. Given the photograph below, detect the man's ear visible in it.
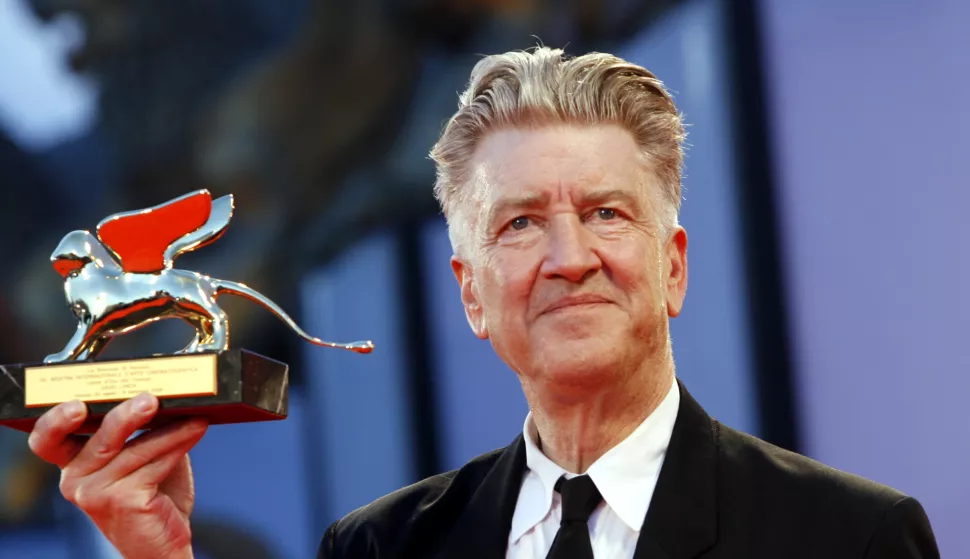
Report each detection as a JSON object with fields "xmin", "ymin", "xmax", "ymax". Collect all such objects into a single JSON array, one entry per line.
[
  {"xmin": 665, "ymin": 226, "xmax": 688, "ymax": 317},
  {"xmin": 451, "ymin": 255, "xmax": 488, "ymax": 339}
]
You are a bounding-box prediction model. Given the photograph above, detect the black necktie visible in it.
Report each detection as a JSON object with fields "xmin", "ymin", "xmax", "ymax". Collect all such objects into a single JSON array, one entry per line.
[{"xmin": 545, "ymin": 474, "xmax": 603, "ymax": 559}]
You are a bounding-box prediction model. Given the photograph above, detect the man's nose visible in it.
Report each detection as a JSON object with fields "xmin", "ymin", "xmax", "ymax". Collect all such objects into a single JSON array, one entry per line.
[{"xmin": 540, "ymin": 216, "xmax": 602, "ymax": 282}]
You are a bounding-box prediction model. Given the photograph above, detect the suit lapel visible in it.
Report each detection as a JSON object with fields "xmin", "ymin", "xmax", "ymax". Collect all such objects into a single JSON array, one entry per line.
[
  {"xmin": 431, "ymin": 434, "xmax": 526, "ymax": 559},
  {"xmin": 633, "ymin": 380, "xmax": 718, "ymax": 559}
]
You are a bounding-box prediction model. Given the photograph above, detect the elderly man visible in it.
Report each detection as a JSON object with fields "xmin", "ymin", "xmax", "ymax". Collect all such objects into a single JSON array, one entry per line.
[{"xmin": 27, "ymin": 48, "xmax": 938, "ymax": 558}]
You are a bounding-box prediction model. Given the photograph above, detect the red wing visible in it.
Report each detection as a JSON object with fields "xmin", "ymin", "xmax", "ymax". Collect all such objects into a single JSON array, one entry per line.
[{"xmin": 96, "ymin": 190, "xmax": 212, "ymax": 273}]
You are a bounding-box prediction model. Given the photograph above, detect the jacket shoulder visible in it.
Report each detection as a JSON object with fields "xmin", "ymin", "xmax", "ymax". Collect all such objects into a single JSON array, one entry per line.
[
  {"xmin": 316, "ymin": 446, "xmax": 507, "ymax": 559},
  {"xmin": 714, "ymin": 421, "xmax": 938, "ymax": 556},
  {"xmin": 716, "ymin": 421, "xmax": 907, "ymax": 509}
]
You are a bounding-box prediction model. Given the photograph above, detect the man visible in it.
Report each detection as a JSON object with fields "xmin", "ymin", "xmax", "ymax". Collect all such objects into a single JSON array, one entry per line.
[{"xmin": 27, "ymin": 48, "xmax": 939, "ymax": 558}]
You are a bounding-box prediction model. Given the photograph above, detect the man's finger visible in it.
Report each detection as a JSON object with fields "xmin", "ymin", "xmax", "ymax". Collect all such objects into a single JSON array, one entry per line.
[
  {"xmin": 133, "ymin": 431, "xmax": 203, "ymax": 489},
  {"xmin": 28, "ymin": 400, "xmax": 89, "ymax": 468},
  {"xmin": 67, "ymin": 392, "xmax": 160, "ymax": 478},
  {"xmin": 90, "ymin": 417, "xmax": 208, "ymax": 485}
]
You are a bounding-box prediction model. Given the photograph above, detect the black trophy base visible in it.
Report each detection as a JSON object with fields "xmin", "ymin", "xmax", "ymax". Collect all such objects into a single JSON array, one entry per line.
[{"xmin": 0, "ymin": 349, "xmax": 288, "ymax": 434}]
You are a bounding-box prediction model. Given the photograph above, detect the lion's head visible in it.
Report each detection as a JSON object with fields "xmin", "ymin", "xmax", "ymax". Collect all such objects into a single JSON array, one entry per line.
[{"xmin": 50, "ymin": 231, "xmax": 117, "ymax": 278}]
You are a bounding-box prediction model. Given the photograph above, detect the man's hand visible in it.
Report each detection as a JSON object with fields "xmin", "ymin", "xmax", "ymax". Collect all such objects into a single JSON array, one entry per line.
[{"xmin": 27, "ymin": 392, "xmax": 208, "ymax": 559}]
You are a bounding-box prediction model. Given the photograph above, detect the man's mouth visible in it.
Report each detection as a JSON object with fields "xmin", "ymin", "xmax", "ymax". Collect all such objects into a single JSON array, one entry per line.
[{"xmin": 541, "ymin": 294, "xmax": 613, "ymax": 314}]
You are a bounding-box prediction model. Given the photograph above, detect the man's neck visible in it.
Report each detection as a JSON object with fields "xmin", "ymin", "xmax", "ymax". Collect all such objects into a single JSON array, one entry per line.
[{"xmin": 522, "ymin": 360, "xmax": 675, "ymax": 474}]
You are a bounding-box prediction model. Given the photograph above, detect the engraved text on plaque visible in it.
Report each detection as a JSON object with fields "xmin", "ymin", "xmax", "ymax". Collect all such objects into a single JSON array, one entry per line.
[{"xmin": 23, "ymin": 354, "xmax": 218, "ymax": 407}]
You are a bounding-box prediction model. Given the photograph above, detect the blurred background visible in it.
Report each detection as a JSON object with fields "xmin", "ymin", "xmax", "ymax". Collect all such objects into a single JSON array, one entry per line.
[{"xmin": 0, "ymin": 0, "xmax": 966, "ymax": 557}]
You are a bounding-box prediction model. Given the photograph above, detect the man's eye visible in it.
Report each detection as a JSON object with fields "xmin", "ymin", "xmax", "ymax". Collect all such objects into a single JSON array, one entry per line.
[
  {"xmin": 510, "ymin": 216, "xmax": 530, "ymax": 230},
  {"xmin": 596, "ymin": 208, "xmax": 617, "ymax": 220}
]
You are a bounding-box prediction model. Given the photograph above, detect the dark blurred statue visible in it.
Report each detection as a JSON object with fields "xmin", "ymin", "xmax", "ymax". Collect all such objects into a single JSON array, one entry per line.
[{"xmin": 0, "ymin": 131, "xmax": 64, "ymax": 527}]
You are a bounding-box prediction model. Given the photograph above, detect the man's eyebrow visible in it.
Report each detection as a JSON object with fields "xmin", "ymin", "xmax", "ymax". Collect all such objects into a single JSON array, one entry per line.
[
  {"xmin": 576, "ymin": 188, "xmax": 641, "ymax": 208},
  {"xmin": 484, "ymin": 192, "xmax": 550, "ymax": 227}
]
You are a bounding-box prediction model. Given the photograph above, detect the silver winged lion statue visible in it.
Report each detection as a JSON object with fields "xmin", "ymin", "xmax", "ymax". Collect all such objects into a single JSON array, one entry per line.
[{"xmin": 43, "ymin": 189, "xmax": 373, "ymax": 363}]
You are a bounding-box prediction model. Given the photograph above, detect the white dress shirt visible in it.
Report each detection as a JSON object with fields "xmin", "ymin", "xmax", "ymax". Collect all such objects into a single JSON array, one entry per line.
[{"xmin": 505, "ymin": 377, "xmax": 680, "ymax": 558}]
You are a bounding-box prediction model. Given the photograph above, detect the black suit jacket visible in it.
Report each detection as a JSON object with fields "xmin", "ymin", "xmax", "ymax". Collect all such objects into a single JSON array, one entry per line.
[{"xmin": 316, "ymin": 380, "xmax": 939, "ymax": 558}]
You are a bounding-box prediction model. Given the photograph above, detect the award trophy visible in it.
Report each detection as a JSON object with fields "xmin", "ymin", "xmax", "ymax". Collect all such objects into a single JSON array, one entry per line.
[{"xmin": 0, "ymin": 189, "xmax": 373, "ymax": 434}]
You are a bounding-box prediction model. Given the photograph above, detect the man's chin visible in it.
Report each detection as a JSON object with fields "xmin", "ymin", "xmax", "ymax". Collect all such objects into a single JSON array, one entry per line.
[
  {"xmin": 534, "ymin": 311, "xmax": 622, "ymax": 339},
  {"xmin": 531, "ymin": 339, "xmax": 621, "ymax": 379}
]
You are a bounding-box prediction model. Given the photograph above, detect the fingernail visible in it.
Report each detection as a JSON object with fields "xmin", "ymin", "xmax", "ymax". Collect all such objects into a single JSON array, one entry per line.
[
  {"xmin": 133, "ymin": 393, "xmax": 155, "ymax": 413},
  {"xmin": 64, "ymin": 400, "xmax": 85, "ymax": 420}
]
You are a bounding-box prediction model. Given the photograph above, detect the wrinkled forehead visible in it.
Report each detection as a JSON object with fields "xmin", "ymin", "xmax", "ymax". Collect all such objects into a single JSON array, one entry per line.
[{"xmin": 467, "ymin": 124, "xmax": 654, "ymax": 215}]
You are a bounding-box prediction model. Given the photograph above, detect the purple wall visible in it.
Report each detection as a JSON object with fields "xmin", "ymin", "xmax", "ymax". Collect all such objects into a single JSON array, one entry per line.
[{"xmin": 759, "ymin": 1, "xmax": 970, "ymax": 555}]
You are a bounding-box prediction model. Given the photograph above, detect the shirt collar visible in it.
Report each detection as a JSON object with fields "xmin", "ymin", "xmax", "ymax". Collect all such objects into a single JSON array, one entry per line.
[
  {"xmin": 510, "ymin": 376, "xmax": 680, "ymax": 540},
  {"xmin": 509, "ymin": 412, "xmax": 568, "ymax": 543}
]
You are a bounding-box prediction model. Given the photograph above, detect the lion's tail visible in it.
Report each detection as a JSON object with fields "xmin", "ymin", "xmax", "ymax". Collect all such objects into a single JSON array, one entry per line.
[{"xmin": 212, "ymin": 279, "xmax": 373, "ymax": 354}]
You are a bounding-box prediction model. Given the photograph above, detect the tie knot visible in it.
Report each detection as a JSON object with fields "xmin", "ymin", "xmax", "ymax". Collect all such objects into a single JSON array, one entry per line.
[{"xmin": 555, "ymin": 475, "xmax": 602, "ymax": 524}]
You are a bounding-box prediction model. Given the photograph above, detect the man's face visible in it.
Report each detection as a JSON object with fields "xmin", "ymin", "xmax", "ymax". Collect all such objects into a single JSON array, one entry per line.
[{"xmin": 451, "ymin": 123, "xmax": 688, "ymax": 386}]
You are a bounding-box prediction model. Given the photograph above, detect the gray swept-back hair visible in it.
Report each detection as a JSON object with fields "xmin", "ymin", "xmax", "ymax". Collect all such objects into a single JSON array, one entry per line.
[{"xmin": 429, "ymin": 46, "xmax": 686, "ymax": 257}]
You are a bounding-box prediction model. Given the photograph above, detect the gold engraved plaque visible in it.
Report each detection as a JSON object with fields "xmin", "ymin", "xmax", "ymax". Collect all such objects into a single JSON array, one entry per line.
[{"xmin": 23, "ymin": 354, "xmax": 217, "ymax": 408}]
